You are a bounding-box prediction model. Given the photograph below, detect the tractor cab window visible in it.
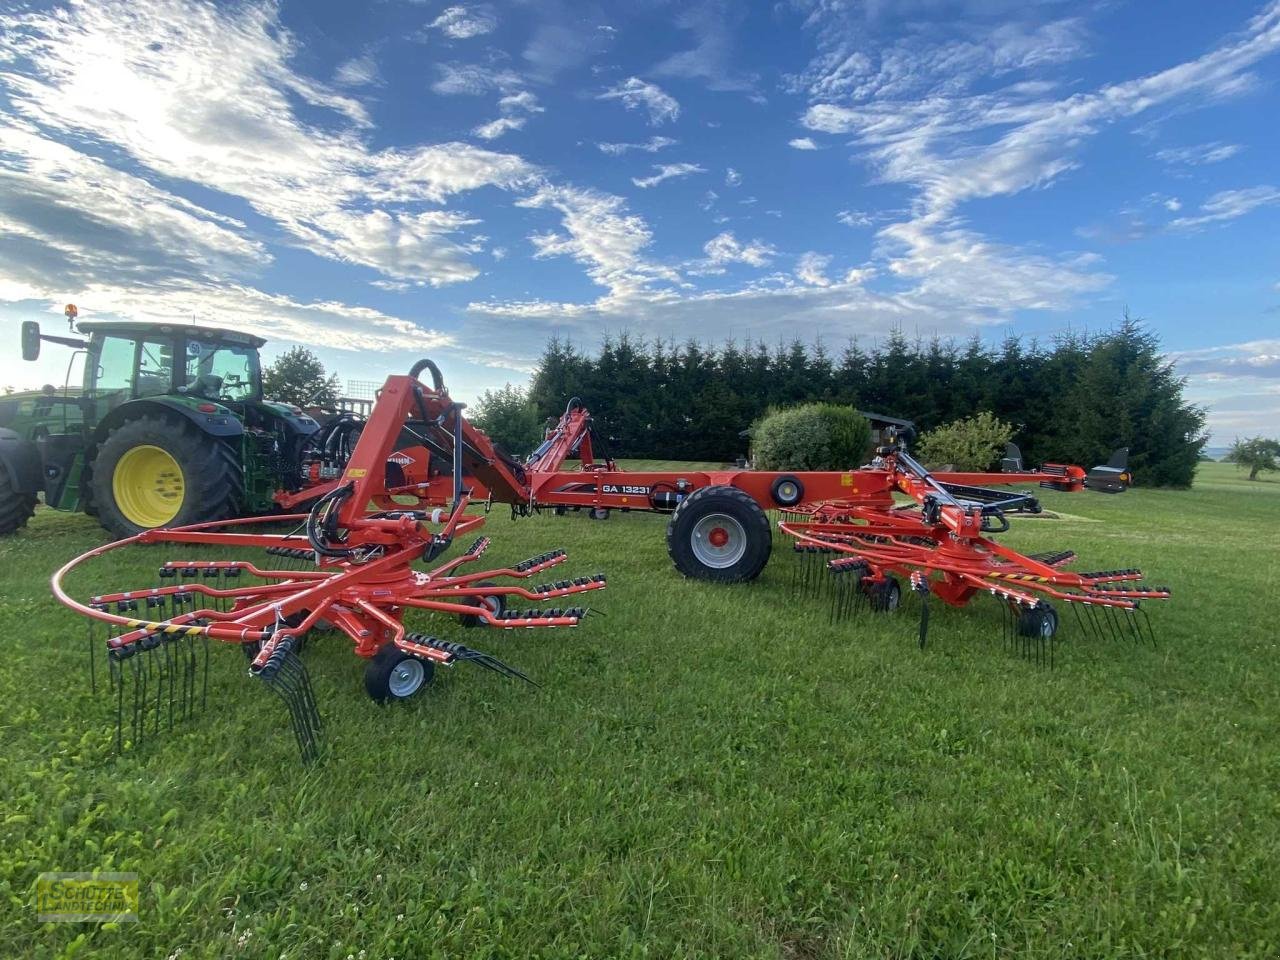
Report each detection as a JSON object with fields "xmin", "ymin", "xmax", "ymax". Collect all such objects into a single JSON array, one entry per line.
[
  {"xmin": 94, "ymin": 336, "xmax": 136, "ymax": 395},
  {"xmin": 93, "ymin": 335, "xmax": 173, "ymax": 401},
  {"xmin": 184, "ymin": 341, "xmax": 258, "ymax": 402},
  {"xmin": 135, "ymin": 340, "xmax": 173, "ymax": 397}
]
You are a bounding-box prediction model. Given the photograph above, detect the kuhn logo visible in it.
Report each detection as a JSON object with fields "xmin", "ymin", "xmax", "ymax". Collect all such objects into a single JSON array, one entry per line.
[{"xmin": 387, "ymin": 453, "xmax": 415, "ymax": 466}]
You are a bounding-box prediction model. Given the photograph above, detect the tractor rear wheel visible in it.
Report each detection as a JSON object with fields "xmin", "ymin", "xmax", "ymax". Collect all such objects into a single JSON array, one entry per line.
[
  {"xmin": 91, "ymin": 415, "xmax": 243, "ymax": 539},
  {"xmin": 666, "ymin": 485, "xmax": 772, "ymax": 583},
  {"xmin": 0, "ymin": 469, "xmax": 37, "ymax": 535}
]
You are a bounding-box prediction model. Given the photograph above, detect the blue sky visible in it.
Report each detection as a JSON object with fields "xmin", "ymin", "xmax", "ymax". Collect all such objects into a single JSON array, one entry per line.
[{"xmin": 1, "ymin": 0, "xmax": 1277, "ymax": 441}]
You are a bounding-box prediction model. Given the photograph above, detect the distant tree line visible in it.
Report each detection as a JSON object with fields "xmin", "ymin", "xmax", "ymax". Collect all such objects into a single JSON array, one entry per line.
[{"xmin": 501, "ymin": 317, "xmax": 1206, "ymax": 487}]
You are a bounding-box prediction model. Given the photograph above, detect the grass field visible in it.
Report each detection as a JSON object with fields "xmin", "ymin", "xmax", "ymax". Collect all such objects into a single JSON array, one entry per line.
[{"xmin": 2, "ymin": 461, "xmax": 1278, "ymax": 958}]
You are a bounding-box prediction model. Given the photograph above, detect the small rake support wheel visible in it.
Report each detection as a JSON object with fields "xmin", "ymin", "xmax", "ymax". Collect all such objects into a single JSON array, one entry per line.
[
  {"xmin": 867, "ymin": 576, "xmax": 901, "ymax": 613},
  {"xmin": 1017, "ymin": 604, "xmax": 1059, "ymax": 639},
  {"xmin": 458, "ymin": 581, "xmax": 505, "ymax": 628},
  {"xmin": 365, "ymin": 643, "xmax": 435, "ymax": 703}
]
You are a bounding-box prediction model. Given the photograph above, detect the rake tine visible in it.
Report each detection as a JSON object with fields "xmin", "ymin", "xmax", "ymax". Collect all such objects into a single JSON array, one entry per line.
[
  {"xmin": 1125, "ymin": 608, "xmax": 1143, "ymax": 646},
  {"xmin": 110, "ymin": 655, "xmax": 124, "ymax": 753},
  {"xmin": 1103, "ymin": 603, "xmax": 1124, "ymax": 643},
  {"xmin": 467, "ymin": 651, "xmax": 537, "ymax": 685},
  {"xmin": 271, "ymin": 658, "xmax": 320, "ymax": 758},
  {"xmin": 255, "ymin": 639, "xmax": 323, "ymax": 763},
  {"xmin": 911, "ymin": 574, "xmax": 930, "ymax": 649},
  {"xmin": 1138, "ymin": 606, "xmax": 1157, "ymax": 646},
  {"xmin": 1069, "ymin": 600, "xmax": 1087, "ymax": 641},
  {"xmin": 161, "ymin": 638, "xmax": 177, "ymax": 732},
  {"xmin": 277, "ymin": 655, "xmax": 322, "ymax": 734},
  {"xmin": 130, "ymin": 652, "xmax": 146, "ymax": 748}
]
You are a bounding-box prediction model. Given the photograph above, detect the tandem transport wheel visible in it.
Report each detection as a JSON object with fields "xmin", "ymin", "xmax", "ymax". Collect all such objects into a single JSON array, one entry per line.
[
  {"xmin": 665, "ymin": 485, "xmax": 772, "ymax": 583},
  {"xmin": 364, "ymin": 643, "xmax": 435, "ymax": 702}
]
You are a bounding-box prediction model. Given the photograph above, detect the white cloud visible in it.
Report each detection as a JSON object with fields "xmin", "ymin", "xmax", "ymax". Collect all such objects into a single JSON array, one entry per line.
[
  {"xmin": 796, "ymin": 252, "xmax": 832, "ymax": 286},
  {"xmin": 703, "ymin": 231, "xmax": 775, "ymax": 268},
  {"xmin": 428, "ymin": 5, "xmax": 497, "ymax": 40},
  {"xmin": 0, "ymin": 0, "xmax": 538, "ymax": 296},
  {"xmin": 432, "ymin": 63, "xmax": 522, "ymax": 95},
  {"xmin": 631, "ymin": 163, "xmax": 705, "ymax": 189},
  {"xmin": 651, "ymin": 1, "xmax": 759, "ymax": 94},
  {"xmin": 724, "ymin": 167, "xmax": 742, "ymax": 187},
  {"xmin": 792, "ymin": 1, "xmax": 1280, "ymax": 322},
  {"xmin": 789, "ymin": 137, "xmax": 819, "ymax": 150},
  {"xmin": 837, "ymin": 209, "xmax": 872, "ymax": 227},
  {"xmin": 1170, "ymin": 186, "xmax": 1280, "ymax": 230},
  {"xmin": 0, "ymin": 120, "xmax": 265, "ymax": 283},
  {"xmin": 1155, "ymin": 141, "xmax": 1242, "ymax": 165},
  {"xmin": 472, "ymin": 89, "xmax": 542, "ymax": 140},
  {"xmin": 303, "ymin": 209, "xmax": 485, "ymax": 285},
  {"xmin": 498, "ymin": 91, "xmax": 542, "ymax": 114},
  {"xmin": 596, "ymin": 136, "xmax": 677, "ymax": 156},
  {"xmin": 597, "ymin": 77, "xmax": 680, "ymax": 125},
  {"xmin": 1164, "ymin": 197, "xmax": 1183, "ymax": 212},
  {"xmin": 334, "ymin": 54, "xmax": 378, "ymax": 87},
  {"xmin": 516, "ymin": 185, "xmax": 680, "ymax": 300},
  {"xmin": 473, "ymin": 116, "xmax": 526, "ymax": 140}
]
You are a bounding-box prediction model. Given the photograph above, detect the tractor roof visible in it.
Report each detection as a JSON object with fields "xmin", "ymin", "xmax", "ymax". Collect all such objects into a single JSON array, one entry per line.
[{"xmin": 75, "ymin": 320, "xmax": 266, "ymax": 349}]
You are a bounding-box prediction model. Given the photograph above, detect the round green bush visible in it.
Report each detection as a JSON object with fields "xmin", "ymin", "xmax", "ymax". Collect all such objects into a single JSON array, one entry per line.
[{"xmin": 751, "ymin": 403, "xmax": 872, "ymax": 471}]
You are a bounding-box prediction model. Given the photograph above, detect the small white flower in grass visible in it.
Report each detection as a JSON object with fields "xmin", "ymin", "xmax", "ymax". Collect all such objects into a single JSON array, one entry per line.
[
  {"xmin": 375, "ymin": 874, "xmax": 383, "ymax": 882},
  {"xmin": 397, "ymin": 914, "xmax": 405, "ymax": 922},
  {"xmin": 299, "ymin": 881, "xmax": 308, "ymax": 891}
]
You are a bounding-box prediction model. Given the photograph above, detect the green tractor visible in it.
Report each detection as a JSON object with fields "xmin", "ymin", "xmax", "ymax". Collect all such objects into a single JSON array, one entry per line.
[{"xmin": 0, "ymin": 308, "xmax": 322, "ymax": 539}]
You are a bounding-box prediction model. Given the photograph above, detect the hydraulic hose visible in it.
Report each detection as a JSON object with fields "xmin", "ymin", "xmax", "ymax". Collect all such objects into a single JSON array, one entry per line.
[{"xmin": 408, "ymin": 359, "xmax": 445, "ymax": 393}]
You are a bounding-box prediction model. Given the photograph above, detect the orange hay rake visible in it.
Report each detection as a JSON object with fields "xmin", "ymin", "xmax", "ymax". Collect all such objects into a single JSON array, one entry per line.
[{"xmin": 53, "ymin": 361, "xmax": 606, "ymax": 760}]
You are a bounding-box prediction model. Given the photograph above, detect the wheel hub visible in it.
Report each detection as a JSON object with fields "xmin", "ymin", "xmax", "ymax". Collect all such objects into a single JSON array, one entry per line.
[
  {"xmin": 690, "ymin": 513, "xmax": 748, "ymax": 569},
  {"xmin": 388, "ymin": 657, "xmax": 425, "ymax": 698},
  {"xmin": 112, "ymin": 444, "xmax": 185, "ymax": 528}
]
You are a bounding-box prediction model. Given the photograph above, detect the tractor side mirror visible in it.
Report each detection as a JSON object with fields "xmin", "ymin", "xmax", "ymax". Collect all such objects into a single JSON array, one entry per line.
[{"xmin": 21, "ymin": 321, "xmax": 40, "ymax": 361}]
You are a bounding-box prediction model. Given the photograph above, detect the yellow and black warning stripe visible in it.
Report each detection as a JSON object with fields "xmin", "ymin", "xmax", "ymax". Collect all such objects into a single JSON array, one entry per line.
[{"xmin": 122, "ymin": 619, "xmax": 208, "ymax": 636}]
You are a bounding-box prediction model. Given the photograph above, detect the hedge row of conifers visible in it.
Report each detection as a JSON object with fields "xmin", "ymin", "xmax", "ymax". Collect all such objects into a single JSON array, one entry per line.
[{"xmin": 500, "ymin": 317, "xmax": 1206, "ymax": 487}]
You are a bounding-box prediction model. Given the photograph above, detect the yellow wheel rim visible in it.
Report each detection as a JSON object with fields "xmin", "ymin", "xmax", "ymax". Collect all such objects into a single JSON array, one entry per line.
[{"xmin": 112, "ymin": 444, "xmax": 185, "ymax": 528}]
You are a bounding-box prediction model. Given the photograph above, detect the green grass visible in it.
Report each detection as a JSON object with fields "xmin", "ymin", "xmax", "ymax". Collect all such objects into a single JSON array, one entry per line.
[{"xmin": 2, "ymin": 461, "xmax": 1278, "ymax": 958}]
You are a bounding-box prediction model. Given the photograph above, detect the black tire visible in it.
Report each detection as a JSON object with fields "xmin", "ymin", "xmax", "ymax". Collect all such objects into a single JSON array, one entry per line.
[
  {"xmin": 0, "ymin": 469, "xmax": 37, "ymax": 536},
  {"xmin": 459, "ymin": 580, "xmax": 505, "ymax": 628},
  {"xmin": 769, "ymin": 474, "xmax": 805, "ymax": 508},
  {"xmin": 1017, "ymin": 604, "xmax": 1059, "ymax": 639},
  {"xmin": 867, "ymin": 576, "xmax": 902, "ymax": 612},
  {"xmin": 90, "ymin": 415, "xmax": 244, "ymax": 539},
  {"xmin": 364, "ymin": 643, "xmax": 435, "ymax": 703},
  {"xmin": 665, "ymin": 485, "xmax": 771, "ymax": 583},
  {"xmin": 589, "ymin": 507, "xmax": 610, "ymax": 521}
]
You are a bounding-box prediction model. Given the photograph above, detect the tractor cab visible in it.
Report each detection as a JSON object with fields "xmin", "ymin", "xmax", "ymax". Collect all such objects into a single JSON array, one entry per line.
[{"xmin": 72, "ymin": 320, "xmax": 266, "ymax": 416}]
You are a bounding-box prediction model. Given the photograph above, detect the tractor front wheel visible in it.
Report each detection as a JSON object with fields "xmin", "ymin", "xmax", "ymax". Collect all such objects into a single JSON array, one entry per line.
[
  {"xmin": 91, "ymin": 416, "xmax": 243, "ymax": 539},
  {"xmin": 666, "ymin": 485, "xmax": 772, "ymax": 583},
  {"xmin": 364, "ymin": 643, "xmax": 435, "ymax": 702},
  {"xmin": 0, "ymin": 468, "xmax": 37, "ymax": 535}
]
